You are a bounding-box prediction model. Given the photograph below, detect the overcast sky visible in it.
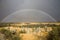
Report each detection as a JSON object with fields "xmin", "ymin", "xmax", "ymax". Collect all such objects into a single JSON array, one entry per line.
[{"xmin": 0, "ymin": 0, "xmax": 60, "ymax": 22}]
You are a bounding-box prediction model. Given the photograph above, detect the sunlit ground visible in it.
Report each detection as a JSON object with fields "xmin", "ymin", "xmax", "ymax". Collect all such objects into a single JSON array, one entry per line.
[{"xmin": 0, "ymin": 22, "xmax": 60, "ymax": 40}]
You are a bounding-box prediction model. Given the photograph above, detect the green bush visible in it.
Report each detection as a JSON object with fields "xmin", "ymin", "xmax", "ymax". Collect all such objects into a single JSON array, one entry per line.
[{"xmin": 0, "ymin": 28, "xmax": 20, "ymax": 40}]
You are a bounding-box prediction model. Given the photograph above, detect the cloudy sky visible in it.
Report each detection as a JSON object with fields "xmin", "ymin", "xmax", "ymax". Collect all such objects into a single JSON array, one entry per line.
[{"xmin": 0, "ymin": 0, "xmax": 60, "ymax": 22}]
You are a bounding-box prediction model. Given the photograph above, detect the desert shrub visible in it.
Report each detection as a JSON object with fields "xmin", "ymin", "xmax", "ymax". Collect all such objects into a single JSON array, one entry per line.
[{"xmin": 0, "ymin": 28, "xmax": 21, "ymax": 40}]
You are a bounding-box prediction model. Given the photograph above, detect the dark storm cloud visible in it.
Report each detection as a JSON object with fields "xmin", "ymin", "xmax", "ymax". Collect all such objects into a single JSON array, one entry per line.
[{"xmin": 0, "ymin": 0, "xmax": 60, "ymax": 22}]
